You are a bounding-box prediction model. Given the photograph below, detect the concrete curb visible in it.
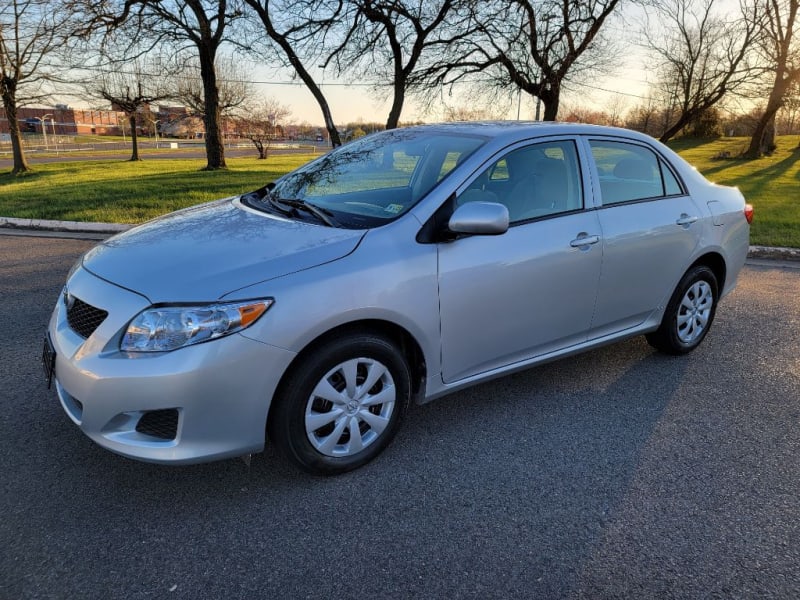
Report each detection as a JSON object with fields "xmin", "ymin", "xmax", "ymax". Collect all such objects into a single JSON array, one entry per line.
[
  {"xmin": 1, "ymin": 216, "xmax": 798, "ymax": 261},
  {"xmin": 746, "ymin": 245, "xmax": 800, "ymax": 261},
  {"xmin": 0, "ymin": 216, "xmax": 132, "ymax": 234}
]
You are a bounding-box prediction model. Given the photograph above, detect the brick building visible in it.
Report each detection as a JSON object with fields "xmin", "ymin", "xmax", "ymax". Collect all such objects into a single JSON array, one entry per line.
[{"xmin": 0, "ymin": 105, "xmax": 127, "ymax": 136}]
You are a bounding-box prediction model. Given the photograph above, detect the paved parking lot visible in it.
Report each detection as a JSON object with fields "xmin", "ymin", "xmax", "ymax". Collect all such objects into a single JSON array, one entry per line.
[{"xmin": 2, "ymin": 233, "xmax": 799, "ymax": 599}]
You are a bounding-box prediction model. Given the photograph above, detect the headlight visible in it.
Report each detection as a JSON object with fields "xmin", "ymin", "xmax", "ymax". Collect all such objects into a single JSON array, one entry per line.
[{"xmin": 120, "ymin": 299, "xmax": 273, "ymax": 352}]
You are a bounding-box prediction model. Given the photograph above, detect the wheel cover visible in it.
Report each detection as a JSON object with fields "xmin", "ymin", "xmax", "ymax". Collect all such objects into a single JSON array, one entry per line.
[
  {"xmin": 676, "ymin": 281, "xmax": 713, "ymax": 344},
  {"xmin": 305, "ymin": 357, "xmax": 396, "ymax": 458}
]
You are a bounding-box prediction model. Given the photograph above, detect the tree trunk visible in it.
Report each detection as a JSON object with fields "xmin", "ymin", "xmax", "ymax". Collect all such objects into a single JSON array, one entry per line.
[
  {"xmin": 659, "ymin": 110, "xmax": 697, "ymax": 142},
  {"xmin": 386, "ymin": 76, "xmax": 405, "ymax": 130},
  {"xmin": 2, "ymin": 89, "xmax": 31, "ymax": 174},
  {"xmin": 252, "ymin": 139, "xmax": 266, "ymax": 159},
  {"xmin": 299, "ymin": 78, "xmax": 340, "ymax": 146},
  {"xmin": 763, "ymin": 116, "xmax": 776, "ymax": 153},
  {"xmin": 744, "ymin": 80, "xmax": 789, "ymax": 158},
  {"xmin": 540, "ymin": 87, "xmax": 560, "ymax": 121},
  {"xmin": 299, "ymin": 79, "xmax": 341, "ymax": 146},
  {"xmin": 198, "ymin": 49, "xmax": 226, "ymax": 170},
  {"xmin": 243, "ymin": 0, "xmax": 342, "ymax": 147},
  {"xmin": 128, "ymin": 114, "xmax": 141, "ymax": 161}
]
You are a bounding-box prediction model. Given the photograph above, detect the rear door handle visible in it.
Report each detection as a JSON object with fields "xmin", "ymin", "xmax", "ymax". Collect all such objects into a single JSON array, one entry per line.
[
  {"xmin": 676, "ymin": 214, "xmax": 698, "ymax": 226},
  {"xmin": 570, "ymin": 234, "xmax": 600, "ymax": 248}
]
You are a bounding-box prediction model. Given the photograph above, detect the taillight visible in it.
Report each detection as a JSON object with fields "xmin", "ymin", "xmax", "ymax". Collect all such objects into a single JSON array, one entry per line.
[{"xmin": 744, "ymin": 203, "xmax": 754, "ymax": 224}]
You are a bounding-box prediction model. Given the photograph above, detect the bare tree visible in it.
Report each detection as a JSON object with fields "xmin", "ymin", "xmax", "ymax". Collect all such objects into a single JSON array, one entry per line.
[
  {"xmin": 1, "ymin": 0, "xmax": 72, "ymax": 174},
  {"xmin": 624, "ymin": 94, "xmax": 667, "ymax": 136},
  {"xmin": 233, "ymin": 97, "xmax": 291, "ymax": 158},
  {"xmin": 643, "ymin": 0, "xmax": 760, "ymax": 142},
  {"xmin": 243, "ymin": 0, "xmax": 345, "ymax": 146},
  {"xmin": 83, "ymin": 0, "xmax": 244, "ymax": 170},
  {"xmin": 90, "ymin": 59, "xmax": 171, "ymax": 161},
  {"xmin": 417, "ymin": 0, "xmax": 623, "ymax": 121},
  {"xmin": 442, "ymin": 104, "xmax": 505, "ymax": 121},
  {"xmin": 605, "ymin": 94, "xmax": 629, "ymax": 127},
  {"xmin": 173, "ymin": 53, "xmax": 253, "ymax": 120},
  {"xmin": 329, "ymin": 0, "xmax": 469, "ymax": 130},
  {"xmin": 744, "ymin": 0, "xmax": 800, "ymax": 157},
  {"xmin": 777, "ymin": 79, "xmax": 800, "ymax": 133}
]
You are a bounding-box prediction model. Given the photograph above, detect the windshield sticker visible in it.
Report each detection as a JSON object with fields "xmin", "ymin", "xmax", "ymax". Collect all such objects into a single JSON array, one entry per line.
[{"xmin": 384, "ymin": 204, "xmax": 404, "ymax": 214}]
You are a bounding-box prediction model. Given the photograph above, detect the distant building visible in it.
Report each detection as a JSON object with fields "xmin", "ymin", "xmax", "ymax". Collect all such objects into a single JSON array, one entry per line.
[
  {"xmin": 0, "ymin": 104, "xmax": 210, "ymax": 138},
  {"xmin": 0, "ymin": 106, "xmax": 126, "ymax": 136}
]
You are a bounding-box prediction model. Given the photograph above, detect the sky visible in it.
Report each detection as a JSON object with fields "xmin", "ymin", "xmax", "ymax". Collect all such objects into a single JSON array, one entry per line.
[
  {"xmin": 273, "ymin": 0, "xmax": 744, "ymax": 126},
  {"xmin": 233, "ymin": 4, "xmax": 656, "ymax": 126},
  {"xmin": 55, "ymin": 1, "xmax": 706, "ymax": 128},
  {"xmin": 236, "ymin": 54, "xmax": 653, "ymax": 127}
]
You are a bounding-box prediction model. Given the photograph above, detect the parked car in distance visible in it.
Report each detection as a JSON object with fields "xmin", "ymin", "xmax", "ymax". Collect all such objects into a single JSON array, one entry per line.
[{"xmin": 44, "ymin": 122, "xmax": 753, "ymax": 475}]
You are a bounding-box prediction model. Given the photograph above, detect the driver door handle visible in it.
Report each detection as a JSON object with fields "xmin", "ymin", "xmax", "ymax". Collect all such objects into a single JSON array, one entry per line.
[{"xmin": 570, "ymin": 234, "xmax": 600, "ymax": 248}]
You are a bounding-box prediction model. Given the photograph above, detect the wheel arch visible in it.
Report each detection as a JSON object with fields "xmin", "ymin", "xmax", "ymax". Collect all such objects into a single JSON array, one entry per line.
[
  {"xmin": 267, "ymin": 319, "xmax": 427, "ymax": 433},
  {"xmin": 689, "ymin": 251, "xmax": 727, "ymax": 293}
]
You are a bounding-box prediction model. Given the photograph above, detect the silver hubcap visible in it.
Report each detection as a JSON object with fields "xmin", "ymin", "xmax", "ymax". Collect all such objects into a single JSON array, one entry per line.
[
  {"xmin": 676, "ymin": 281, "xmax": 713, "ymax": 344},
  {"xmin": 305, "ymin": 358, "xmax": 396, "ymax": 457}
]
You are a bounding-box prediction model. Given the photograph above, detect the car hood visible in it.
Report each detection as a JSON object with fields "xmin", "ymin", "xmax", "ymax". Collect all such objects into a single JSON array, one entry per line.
[{"xmin": 81, "ymin": 198, "xmax": 366, "ymax": 302}]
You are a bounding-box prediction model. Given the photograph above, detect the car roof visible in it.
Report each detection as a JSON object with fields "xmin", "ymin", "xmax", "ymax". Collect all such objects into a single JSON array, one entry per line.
[{"xmin": 399, "ymin": 121, "xmax": 658, "ymax": 146}]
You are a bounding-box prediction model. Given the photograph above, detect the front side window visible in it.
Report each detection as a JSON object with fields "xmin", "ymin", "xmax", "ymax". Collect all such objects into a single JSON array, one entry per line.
[
  {"xmin": 589, "ymin": 140, "xmax": 683, "ymax": 205},
  {"xmin": 458, "ymin": 140, "xmax": 583, "ymax": 223}
]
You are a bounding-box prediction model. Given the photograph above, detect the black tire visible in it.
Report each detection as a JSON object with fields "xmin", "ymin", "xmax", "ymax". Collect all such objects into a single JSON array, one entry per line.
[
  {"xmin": 646, "ymin": 265, "xmax": 719, "ymax": 355},
  {"xmin": 269, "ymin": 333, "xmax": 411, "ymax": 475}
]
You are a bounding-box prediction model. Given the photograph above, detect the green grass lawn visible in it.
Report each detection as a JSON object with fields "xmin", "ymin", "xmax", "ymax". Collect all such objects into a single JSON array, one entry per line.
[
  {"xmin": 1, "ymin": 135, "xmax": 798, "ymax": 246},
  {"xmin": 0, "ymin": 155, "xmax": 314, "ymax": 224},
  {"xmin": 669, "ymin": 135, "xmax": 800, "ymax": 248}
]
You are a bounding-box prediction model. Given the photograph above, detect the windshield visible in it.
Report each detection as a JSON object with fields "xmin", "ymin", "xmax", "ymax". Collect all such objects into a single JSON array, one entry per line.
[{"xmin": 266, "ymin": 129, "xmax": 486, "ymax": 228}]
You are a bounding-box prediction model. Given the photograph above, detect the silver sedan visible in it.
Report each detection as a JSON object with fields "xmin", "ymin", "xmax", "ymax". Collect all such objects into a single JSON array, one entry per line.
[{"xmin": 44, "ymin": 122, "xmax": 752, "ymax": 474}]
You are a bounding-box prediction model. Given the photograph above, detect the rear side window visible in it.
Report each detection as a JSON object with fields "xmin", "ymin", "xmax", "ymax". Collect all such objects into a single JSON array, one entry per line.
[{"xmin": 589, "ymin": 140, "xmax": 684, "ymax": 205}]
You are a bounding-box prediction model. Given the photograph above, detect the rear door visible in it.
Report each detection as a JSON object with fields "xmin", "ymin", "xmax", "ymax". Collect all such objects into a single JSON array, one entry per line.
[{"xmin": 585, "ymin": 138, "xmax": 704, "ymax": 339}]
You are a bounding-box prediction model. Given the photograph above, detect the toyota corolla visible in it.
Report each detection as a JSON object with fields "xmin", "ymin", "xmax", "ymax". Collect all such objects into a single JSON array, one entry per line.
[{"xmin": 44, "ymin": 122, "xmax": 752, "ymax": 474}]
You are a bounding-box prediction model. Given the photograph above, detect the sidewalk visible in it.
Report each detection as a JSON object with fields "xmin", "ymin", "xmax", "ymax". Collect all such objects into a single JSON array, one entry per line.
[{"xmin": 1, "ymin": 215, "xmax": 799, "ymax": 261}]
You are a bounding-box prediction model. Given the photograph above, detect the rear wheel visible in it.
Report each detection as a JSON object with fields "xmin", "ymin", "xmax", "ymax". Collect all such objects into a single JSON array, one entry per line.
[
  {"xmin": 646, "ymin": 265, "xmax": 719, "ymax": 355},
  {"xmin": 269, "ymin": 333, "xmax": 410, "ymax": 475}
]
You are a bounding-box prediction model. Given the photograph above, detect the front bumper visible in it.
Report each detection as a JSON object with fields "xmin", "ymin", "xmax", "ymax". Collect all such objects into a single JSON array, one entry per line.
[{"xmin": 47, "ymin": 266, "xmax": 296, "ymax": 464}]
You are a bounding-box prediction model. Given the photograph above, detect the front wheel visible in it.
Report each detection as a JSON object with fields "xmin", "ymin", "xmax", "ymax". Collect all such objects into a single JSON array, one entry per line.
[
  {"xmin": 646, "ymin": 265, "xmax": 719, "ymax": 355},
  {"xmin": 269, "ymin": 333, "xmax": 411, "ymax": 475}
]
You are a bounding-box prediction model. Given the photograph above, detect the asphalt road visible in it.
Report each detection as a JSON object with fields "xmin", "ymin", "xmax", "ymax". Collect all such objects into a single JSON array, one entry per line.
[{"xmin": 2, "ymin": 233, "xmax": 800, "ymax": 599}]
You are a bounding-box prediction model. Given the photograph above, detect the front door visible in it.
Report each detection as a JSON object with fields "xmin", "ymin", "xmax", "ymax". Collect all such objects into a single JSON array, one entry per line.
[{"xmin": 437, "ymin": 139, "xmax": 603, "ymax": 383}]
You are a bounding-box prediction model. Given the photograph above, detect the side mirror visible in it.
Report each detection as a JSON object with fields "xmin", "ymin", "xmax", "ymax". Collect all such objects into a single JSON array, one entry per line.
[{"xmin": 448, "ymin": 201, "xmax": 509, "ymax": 236}]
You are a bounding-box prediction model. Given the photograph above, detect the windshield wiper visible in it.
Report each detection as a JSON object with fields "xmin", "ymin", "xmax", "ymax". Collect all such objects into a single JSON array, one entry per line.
[
  {"xmin": 264, "ymin": 193, "xmax": 294, "ymax": 217},
  {"xmin": 271, "ymin": 196, "xmax": 340, "ymax": 228}
]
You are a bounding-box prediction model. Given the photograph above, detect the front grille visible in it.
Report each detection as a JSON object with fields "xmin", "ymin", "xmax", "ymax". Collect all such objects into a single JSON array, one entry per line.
[
  {"xmin": 66, "ymin": 297, "xmax": 108, "ymax": 339},
  {"xmin": 136, "ymin": 409, "xmax": 179, "ymax": 440}
]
